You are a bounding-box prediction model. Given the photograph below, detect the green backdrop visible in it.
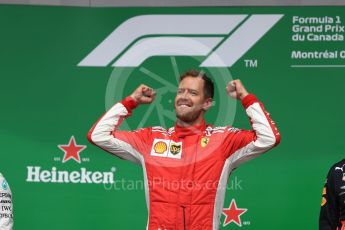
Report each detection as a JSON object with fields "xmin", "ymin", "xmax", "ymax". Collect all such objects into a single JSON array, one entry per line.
[{"xmin": 0, "ymin": 5, "xmax": 344, "ymax": 229}]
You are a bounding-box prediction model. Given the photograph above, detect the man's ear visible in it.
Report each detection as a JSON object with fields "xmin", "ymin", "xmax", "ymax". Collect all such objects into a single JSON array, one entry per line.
[{"xmin": 202, "ymin": 98, "xmax": 213, "ymax": 111}]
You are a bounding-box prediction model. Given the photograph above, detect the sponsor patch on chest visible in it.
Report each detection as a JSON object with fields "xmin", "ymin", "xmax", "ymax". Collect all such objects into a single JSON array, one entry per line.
[{"xmin": 150, "ymin": 139, "xmax": 182, "ymax": 159}]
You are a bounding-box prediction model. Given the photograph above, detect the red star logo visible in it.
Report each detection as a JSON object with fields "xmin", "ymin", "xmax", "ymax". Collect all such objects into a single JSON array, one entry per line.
[
  {"xmin": 58, "ymin": 136, "xmax": 86, "ymax": 163},
  {"xmin": 222, "ymin": 199, "xmax": 248, "ymax": 227}
]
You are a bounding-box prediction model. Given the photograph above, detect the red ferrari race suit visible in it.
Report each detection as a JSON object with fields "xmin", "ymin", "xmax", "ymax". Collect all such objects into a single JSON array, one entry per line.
[{"xmin": 87, "ymin": 94, "xmax": 280, "ymax": 230}]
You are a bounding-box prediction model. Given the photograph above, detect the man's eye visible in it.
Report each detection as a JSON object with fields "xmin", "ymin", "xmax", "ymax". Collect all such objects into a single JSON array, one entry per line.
[{"xmin": 190, "ymin": 91, "xmax": 197, "ymax": 96}]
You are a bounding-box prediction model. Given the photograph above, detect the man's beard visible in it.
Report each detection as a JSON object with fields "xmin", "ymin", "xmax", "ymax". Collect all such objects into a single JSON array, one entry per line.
[{"xmin": 175, "ymin": 106, "xmax": 204, "ymax": 123}]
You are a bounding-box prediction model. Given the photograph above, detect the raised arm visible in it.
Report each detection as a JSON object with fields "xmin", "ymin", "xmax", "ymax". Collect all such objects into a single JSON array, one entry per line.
[
  {"xmin": 223, "ymin": 79, "xmax": 280, "ymax": 167},
  {"xmin": 87, "ymin": 85, "xmax": 156, "ymax": 164}
]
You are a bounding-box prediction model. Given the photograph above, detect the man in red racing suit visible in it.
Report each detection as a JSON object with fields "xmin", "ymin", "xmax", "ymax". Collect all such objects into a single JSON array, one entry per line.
[{"xmin": 87, "ymin": 70, "xmax": 280, "ymax": 230}]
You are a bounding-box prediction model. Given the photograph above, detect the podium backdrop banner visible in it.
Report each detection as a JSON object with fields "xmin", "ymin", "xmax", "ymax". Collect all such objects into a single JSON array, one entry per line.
[{"xmin": 1, "ymin": 5, "xmax": 345, "ymax": 229}]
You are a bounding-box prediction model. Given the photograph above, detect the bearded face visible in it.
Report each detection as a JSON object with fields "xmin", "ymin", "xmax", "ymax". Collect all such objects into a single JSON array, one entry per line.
[{"xmin": 174, "ymin": 76, "xmax": 211, "ymax": 125}]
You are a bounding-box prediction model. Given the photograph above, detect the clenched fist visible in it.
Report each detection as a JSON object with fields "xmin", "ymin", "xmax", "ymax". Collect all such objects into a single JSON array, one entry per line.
[
  {"xmin": 226, "ymin": 79, "xmax": 249, "ymax": 100},
  {"xmin": 130, "ymin": 84, "xmax": 156, "ymax": 105}
]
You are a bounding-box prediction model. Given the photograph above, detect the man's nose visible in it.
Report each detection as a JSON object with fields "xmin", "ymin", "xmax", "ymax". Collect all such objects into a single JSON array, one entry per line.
[{"xmin": 181, "ymin": 91, "xmax": 188, "ymax": 99}]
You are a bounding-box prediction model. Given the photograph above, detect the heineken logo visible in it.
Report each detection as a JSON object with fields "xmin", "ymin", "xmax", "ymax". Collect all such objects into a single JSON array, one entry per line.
[
  {"xmin": 26, "ymin": 136, "xmax": 115, "ymax": 184},
  {"xmin": 26, "ymin": 166, "xmax": 115, "ymax": 184}
]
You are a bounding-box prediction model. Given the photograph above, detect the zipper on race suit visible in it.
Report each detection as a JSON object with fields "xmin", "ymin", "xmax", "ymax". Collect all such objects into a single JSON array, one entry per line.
[{"xmin": 181, "ymin": 205, "xmax": 186, "ymax": 230}]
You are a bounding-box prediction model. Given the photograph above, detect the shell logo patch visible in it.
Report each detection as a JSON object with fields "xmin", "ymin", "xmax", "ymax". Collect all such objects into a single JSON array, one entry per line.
[
  {"xmin": 154, "ymin": 141, "xmax": 168, "ymax": 154},
  {"xmin": 151, "ymin": 139, "xmax": 169, "ymax": 157}
]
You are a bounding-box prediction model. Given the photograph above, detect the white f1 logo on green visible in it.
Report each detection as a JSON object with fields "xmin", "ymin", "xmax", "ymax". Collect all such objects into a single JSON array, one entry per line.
[{"xmin": 78, "ymin": 14, "xmax": 283, "ymax": 68}]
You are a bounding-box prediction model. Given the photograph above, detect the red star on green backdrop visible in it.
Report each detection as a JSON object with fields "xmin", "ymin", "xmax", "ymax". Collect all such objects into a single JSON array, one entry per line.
[
  {"xmin": 58, "ymin": 136, "xmax": 86, "ymax": 163},
  {"xmin": 222, "ymin": 199, "xmax": 247, "ymax": 227}
]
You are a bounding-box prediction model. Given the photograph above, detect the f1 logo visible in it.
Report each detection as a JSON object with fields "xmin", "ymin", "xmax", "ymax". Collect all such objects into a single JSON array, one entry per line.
[{"xmin": 78, "ymin": 14, "xmax": 283, "ymax": 68}]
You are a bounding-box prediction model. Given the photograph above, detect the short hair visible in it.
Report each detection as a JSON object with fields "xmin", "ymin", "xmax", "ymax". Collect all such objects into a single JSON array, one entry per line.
[{"xmin": 179, "ymin": 69, "xmax": 214, "ymax": 99}]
